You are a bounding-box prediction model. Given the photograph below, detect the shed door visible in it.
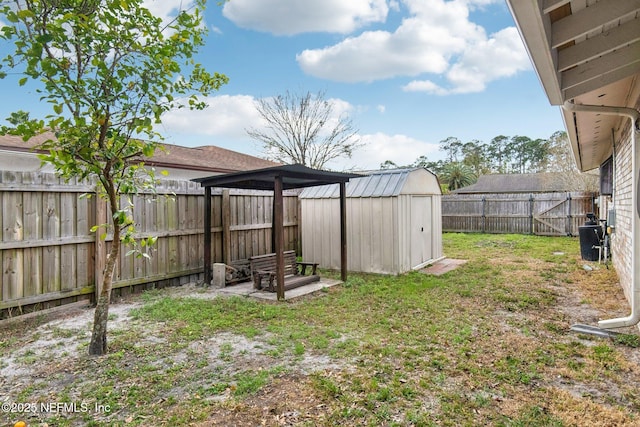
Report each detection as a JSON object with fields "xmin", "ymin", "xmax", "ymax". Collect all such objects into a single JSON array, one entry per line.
[{"xmin": 411, "ymin": 196, "xmax": 432, "ymax": 268}]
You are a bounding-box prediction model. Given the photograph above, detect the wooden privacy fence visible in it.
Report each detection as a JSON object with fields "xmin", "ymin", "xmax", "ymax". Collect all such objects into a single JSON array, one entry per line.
[
  {"xmin": 0, "ymin": 171, "xmax": 299, "ymax": 319},
  {"xmin": 442, "ymin": 192, "xmax": 596, "ymax": 236}
]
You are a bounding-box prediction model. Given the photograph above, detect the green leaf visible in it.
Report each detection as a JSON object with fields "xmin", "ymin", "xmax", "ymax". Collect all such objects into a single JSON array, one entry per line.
[
  {"xmin": 90, "ymin": 225, "xmax": 99, "ymax": 232},
  {"xmin": 16, "ymin": 9, "xmax": 34, "ymax": 20},
  {"xmin": 18, "ymin": 77, "xmax": 27, "ymax": 86},
  {"xmin": 53, "ymin": 104, "xmax": 63, "ymax": 114},
  {"xmin": 35, "ymin": 34, "xmax": 53, "ymax": 44},
  {"xmin": 142, "ymin": 144, "xmax": 154, "ymax": 157}
]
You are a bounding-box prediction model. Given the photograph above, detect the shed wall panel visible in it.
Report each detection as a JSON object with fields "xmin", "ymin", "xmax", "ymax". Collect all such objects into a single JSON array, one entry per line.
[
  {"xmin": 432, "ymin": 195, "xmax": 444, "ymax": 261},
  {"xmin": 397, "ymin": 195, "xmax": 411, "ymax": 273},
  {"xmin": 348, "ymin": 200, "xmax": 362, "ymax": 272},
  {"xmin": 301, "ymin": 168, "xmax": 443, "ymax": 275},
  {"xmin": 301, "ymin": 198, "xmax": 341, "ymax": 270}
]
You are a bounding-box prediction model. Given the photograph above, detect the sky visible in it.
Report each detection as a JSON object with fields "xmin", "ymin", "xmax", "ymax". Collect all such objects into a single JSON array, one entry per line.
[{"xmin": 0, "ymin": 0, "xmax": 567, "ymax": 171}]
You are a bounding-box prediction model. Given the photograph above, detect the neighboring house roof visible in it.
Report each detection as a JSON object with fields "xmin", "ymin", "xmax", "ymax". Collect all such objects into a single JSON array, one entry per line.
[
  {"xmin": 148, "ymin": 143, "xmax": 278, "ymax": 173},
  {"xmin": 300, "ymin": 167, "xmax": 440, "ymax": 198},
  {"xmin": 506, "ymin": 0, "xmax": 640, "ymax": 172},
  {"xmin": 452, "ymin": 173, "xmax": 599, "ymax": 194},
  {"xmin": 0, "ymin": 132, "xmax": 278, "ymax": 173}
]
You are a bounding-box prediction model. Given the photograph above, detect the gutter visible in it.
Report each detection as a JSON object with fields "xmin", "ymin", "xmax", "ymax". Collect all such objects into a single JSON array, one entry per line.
[{"xmin": 563, "ymin": 101, "xmax": 640, "ymax": 329}]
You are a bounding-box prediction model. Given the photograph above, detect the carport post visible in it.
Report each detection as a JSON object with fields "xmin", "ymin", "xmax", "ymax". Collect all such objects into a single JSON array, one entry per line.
[
  {"xmin": 340, "ymin": 181, "xmax": 348, "ymax": 281},
  {"xmin": 274, "ymin": 175, "xmax": 285, "ymax": 300},
  {"xmin": 203, "ymin": 186, "xmax": 212, "ymax": 286}
]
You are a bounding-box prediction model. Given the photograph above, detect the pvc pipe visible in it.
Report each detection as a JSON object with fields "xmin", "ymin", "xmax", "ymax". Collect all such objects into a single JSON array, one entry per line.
[{"xmin": 562, "ymin": 101, "xmax": 640, "ymax": 329}]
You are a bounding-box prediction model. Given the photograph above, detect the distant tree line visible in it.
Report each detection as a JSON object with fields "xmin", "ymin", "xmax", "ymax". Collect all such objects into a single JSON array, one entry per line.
[{"xmin": 381, "ymin": 131, "xmax": 580, "ymax": 191}]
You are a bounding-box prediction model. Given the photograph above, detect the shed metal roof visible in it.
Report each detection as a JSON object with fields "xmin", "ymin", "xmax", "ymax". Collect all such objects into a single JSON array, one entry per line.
[{"xmin": 300, "ymin": 168, "xmax": 423, "ymax": 199}]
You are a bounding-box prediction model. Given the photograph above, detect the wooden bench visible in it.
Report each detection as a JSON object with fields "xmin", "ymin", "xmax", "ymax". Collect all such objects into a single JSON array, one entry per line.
[{"xmin": 249, "ymin": 250, "xmax": 320, "ymax": 292}]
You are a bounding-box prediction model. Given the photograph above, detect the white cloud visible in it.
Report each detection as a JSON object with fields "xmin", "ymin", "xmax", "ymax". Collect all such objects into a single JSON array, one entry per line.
[
  {"xmin": 329, "ymin": 132, "xmax": 439, "ymax": 171},
  {"xmin": 142, "ymin": 0, "xmax": 196, "ymax": 23},
  {"xmin": 161, "ymin": 94, "xmax": 261, "ymax": 139},
  {"xmin": 446, "ymin": 27, "xmax": 531, "ymax": 92},
  {"xmin": 327, "ymin": 97, "xmax": 356, "ymax": 117},
  {"xmin": 401, "ymin": 80, "xmax": 448, "ymax": 95},
  {"xmin": 403, "ymin": 27, "xmax": 531, "ymax": 94},
  {"xmin": 222, "ymin": 0, "xmax": 389, "ymax": 35},
  {"xmin": 298, "ymin": 0, "xmax": 530, "ymax": 93}
]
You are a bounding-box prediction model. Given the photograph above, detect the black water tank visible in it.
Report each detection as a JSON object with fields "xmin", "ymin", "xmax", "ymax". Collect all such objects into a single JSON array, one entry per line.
[{"xmin": 578, "ymin": 225, "xmax": 601, "ymax": 261}]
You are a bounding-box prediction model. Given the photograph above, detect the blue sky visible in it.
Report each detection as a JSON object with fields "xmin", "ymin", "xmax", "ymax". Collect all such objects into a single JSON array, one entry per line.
[{"xmin": 0, "ymin": 0, "xmax": 566, "ymax": 171}]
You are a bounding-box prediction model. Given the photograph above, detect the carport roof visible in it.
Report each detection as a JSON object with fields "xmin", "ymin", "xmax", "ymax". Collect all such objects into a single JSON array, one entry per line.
[{"xmin": 192, "ymin": 164, "xmax": 361, "ymax": 190}]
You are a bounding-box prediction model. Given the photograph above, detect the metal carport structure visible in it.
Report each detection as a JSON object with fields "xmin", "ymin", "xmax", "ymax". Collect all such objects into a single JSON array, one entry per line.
[{"xmin": 193, "ymin": 164, "xmax": 360, "ymax": 300}]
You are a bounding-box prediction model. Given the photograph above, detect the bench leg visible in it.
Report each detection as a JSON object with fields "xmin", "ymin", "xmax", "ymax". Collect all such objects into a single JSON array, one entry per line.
[{"xmin": 252, "ymin": 273, "xmax": 262, "ymax": 290}]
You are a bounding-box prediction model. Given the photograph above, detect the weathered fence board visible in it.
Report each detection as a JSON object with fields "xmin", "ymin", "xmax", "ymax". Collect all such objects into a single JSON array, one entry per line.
[
  {"xmin": 1, "ymin": 172, "xmax": 299, "ymax": 319},
  {"xmin": 442, "ymin": 192, "xmax": 596, "ymax": 236}
]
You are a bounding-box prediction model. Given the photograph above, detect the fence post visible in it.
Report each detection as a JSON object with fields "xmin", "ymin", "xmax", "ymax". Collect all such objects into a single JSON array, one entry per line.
[
  {"xmin": 481, "ymin": 196, "xmax": 486, "ymax": 233},
  {"xmin": 566, "ymin": 193, "xmax": 572, "ymax": 236},
  {"xmin": 222, "ymin": 189, "xmax": 231, "ymax": 264},
  {"xmin": 529, "ymin": 194, "xmax": 535, "ymax": 235}
]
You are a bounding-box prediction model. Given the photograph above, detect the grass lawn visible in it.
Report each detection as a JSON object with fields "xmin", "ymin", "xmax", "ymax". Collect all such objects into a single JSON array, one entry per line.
[{"xmin": 2, "ymin": 233, "xmax": 640, "ymax": 426}]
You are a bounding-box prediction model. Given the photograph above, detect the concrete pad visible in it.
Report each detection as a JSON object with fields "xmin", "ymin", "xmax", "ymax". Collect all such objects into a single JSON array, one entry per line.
[
  {"xmin": 217, "ymin": 281, "xmax": 256, "ymax": 297},
  {"xmin": 217, "ymin": 278, "xmax": 342, "ymax": 301},
  {"xmin": 420, "ymin": 258, "xmax": 467, "ymax": 276}
]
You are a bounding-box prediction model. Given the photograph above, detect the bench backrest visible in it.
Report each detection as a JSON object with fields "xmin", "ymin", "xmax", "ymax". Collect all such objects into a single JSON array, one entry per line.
[{"xmin": 249, "ymin": 250, "xmax": 297, "ymax": 276}]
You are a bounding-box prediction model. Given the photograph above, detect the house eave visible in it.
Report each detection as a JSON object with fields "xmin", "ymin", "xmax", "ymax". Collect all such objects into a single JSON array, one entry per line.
[{"xmin": 506, "ymin": 0, "xmax": 640, "ymax": 172}]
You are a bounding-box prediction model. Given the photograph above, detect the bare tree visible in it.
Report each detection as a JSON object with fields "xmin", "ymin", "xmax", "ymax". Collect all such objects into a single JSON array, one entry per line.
[{"xmin": 247, "ymin": 90, "xmax": 361, "ymax": 169}]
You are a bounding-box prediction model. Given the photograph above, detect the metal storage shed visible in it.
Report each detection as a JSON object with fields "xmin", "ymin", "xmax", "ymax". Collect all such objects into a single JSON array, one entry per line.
[{"xmin": 300, "ymin": 168, "xmax": 443, "ymax": 275}]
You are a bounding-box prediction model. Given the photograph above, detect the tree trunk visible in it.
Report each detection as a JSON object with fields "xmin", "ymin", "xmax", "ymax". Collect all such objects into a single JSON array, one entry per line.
[{"xmin": 88, "ymin": 225, "xmax": 120, "ymax": 356}]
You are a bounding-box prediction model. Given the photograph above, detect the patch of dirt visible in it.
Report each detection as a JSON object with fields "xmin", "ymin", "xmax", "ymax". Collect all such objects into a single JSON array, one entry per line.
[{"xmin": 190, "ymin": 373, "xmax": 335, "ymax": 426}]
